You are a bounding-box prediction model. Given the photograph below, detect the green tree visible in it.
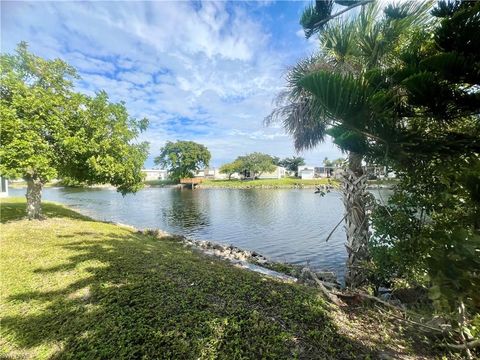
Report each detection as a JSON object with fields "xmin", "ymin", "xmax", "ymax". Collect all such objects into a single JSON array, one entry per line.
[
  {"xmin": 267, "ymin": 2, "xmax": 429, "ymax": 287},
  {"xmin": 0, "ymin": 43, "xmax": 149, "ymax": 219},
  {"xmin": 155, "ymin": 141, "xmax": 211, "ymax": 182},
  {"xmin": 271, "ymin": 156, "xmax": 282, "ymax": 166},
  {"xmin": 367, "ymin": 2, "xmax": 480, "ymax": 347},
  {"xmin": 236, "ymin": 152, "xmax": 276, "ymax": 179},
  {"xmin": 281, "ymin": 156, "xmax": 305, "ymax": 176},
  {"xmin": 219, "ymin": 160, "xmax": 242, "ymax": 180},
  {"xmin": 332, "ymin": 158, "xmax": 345, "ymax": 168}
]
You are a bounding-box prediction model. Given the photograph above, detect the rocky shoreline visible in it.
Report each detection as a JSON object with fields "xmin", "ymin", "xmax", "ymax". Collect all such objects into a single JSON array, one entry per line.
[{"xmin": 139, "ymin": 228, "xmax": 340, "ymax": 287}]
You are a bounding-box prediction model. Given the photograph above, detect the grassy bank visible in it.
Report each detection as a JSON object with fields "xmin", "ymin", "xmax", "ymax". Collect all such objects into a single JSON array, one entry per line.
[
  {"xmin": 201, "ymin": 177, "xmax": 338, "ymax": 189},
  {"xmin": 7, "ymin": 181, "xmax": 63, "ymax": 189},
  {"xmin": 8, "ymin": 178, "xmax": 338, "ymax": 190},
  {"xmin": 1, "ymin": 198, "xmax": 454, "ymax": 359},
  {"xmin": 144, "ymin": 179, "xmax": 178, "ymax": 186}
]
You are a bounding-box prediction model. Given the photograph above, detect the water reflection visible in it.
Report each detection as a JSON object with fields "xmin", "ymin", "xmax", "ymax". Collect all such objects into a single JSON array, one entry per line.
[
  {"xmin": 161, "ymin": 189, "xmax": 210, "ymax": 229},
  {"xmin": 8, "ymin": 186, "xmax": 393, "ymax": 282}
]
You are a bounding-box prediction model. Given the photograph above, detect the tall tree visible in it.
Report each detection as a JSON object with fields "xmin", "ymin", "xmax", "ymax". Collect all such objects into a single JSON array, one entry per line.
[
  {"xmin": 155, "ymin": 141, "xmax": 211, "ymax": 182},
  {"xmin": 271, "ymin": 156, "xmax": 282, "ymax": 166},
  {"xmin": 366, "ymin": 2, "xmax": 480, "ymax": 350},
  {"xmin": 267, "ymin": 2, "xmax": 429, "ymax": 287},
  {"xmin": 0, "ymin": 43, "xmax": 149, "ymax": 219},
  {"xmin": 323, "ymin": 157, "xmax": 332, "ymax": 167},
  {"xmin": 281, "ymin": 156, "xmax": 306, "ymax": 176},
  {"xmin": 236, "ymin": 152, "xmax": 276, "ymax": 179},
  {"xmin": 219, "ymin": 160, "xmax": 243, "ymax": 180}
]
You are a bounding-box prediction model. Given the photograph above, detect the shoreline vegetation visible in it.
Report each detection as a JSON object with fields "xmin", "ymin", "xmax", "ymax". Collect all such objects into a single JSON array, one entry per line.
[
  {"xmin": 199, "ymin": 178, "xmax": 337, "ymax": 189},
  {"xmin": 9, "ymin": 177, "xmax": 396, "ymax": 190},
  {"xmin": 0, "ymin": 198, "xmax": 462, "ymax": 359}
]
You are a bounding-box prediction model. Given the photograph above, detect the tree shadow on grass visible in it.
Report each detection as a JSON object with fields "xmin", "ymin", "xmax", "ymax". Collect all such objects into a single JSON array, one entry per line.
[
  {"xmin": 3, "ymin": 229, "xmax": 385, "ymax": 359},
  {"xmin": 0, "ymin": 200, "xmax": 93, "ymax": 223}
]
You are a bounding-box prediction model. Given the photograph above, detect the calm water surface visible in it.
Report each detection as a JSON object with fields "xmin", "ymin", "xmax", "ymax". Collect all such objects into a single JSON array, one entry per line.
[{"xmin": 10, "ymin": 187, "xmax": 388, "ymax": 280}]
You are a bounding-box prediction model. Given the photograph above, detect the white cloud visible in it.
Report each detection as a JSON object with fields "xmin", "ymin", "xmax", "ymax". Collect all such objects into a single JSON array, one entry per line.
[
  {"xmin": 1, "ymin": 0, "xmax": 342, "ymax": 168},
  {"xmin": 117, "ymin": 71, "xmax": 152, "ymax": 85}
]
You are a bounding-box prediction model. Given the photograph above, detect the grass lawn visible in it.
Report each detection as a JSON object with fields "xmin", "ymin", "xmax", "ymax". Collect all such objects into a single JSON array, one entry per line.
[
  {"xmin": 0, "ymin": 198, "xmax": 455, "ymax": 359},
  {"xmin": 201, "ymin": 177, "xmax": 338, "ymax": 189}
]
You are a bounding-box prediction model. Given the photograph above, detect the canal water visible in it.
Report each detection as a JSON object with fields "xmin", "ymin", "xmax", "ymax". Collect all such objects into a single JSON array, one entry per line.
[{"xmin": 9, "ymin": 186, "xmax": 390, "ymax": 280}]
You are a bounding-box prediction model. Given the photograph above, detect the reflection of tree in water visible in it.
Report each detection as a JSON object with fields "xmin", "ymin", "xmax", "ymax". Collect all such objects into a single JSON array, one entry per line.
[
  {"xmin": 237, "ymin": 190, "xmax": 277, "ymax": 226},
  {"xmin": 162, "ymin": 190, "xmax": 209, "ymax": 229}
]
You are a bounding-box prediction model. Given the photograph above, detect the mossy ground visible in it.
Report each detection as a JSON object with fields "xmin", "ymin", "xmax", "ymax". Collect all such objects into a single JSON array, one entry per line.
[{"xmin": 0, "ymin": 198, "xmax": 459, "ymax": 359}]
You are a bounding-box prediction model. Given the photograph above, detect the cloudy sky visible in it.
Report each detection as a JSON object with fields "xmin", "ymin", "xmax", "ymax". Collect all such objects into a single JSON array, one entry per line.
[{"xmin": 2, "ymin": 0, "xmax": 343, "ymax": 167}]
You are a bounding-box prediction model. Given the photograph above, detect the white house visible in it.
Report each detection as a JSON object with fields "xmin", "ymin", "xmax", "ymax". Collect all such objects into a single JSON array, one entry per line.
[
  {"xmin": 298, "ymin": 165, "xmax": 315, "ymax": 179},
  {"xmin": 257, "ymin": 166, "xmax": 286, "ymax": 179},
  {"xmin": 0, "ymin": 176, "xmax": 8, "ymax": 197},
  {"xmin": 142, "ymin": 169, "xmax": 168, "ymax": 181},
  {"xmin": 194, "ymin": 168, "xmax": 217, "ymax": 179},
  {"xmin": 315, "ymin": 166, "xmax": 336, "ymax": 178}
]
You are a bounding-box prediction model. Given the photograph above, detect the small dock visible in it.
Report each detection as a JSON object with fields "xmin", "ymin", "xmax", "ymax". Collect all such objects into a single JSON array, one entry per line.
[{"xmin": 180, "ymin": 177, "xmax": 203, "ymax": 189}]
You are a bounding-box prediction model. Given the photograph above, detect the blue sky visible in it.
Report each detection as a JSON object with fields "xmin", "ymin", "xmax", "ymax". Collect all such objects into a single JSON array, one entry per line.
[{"xmin": 2, "ymin": 0, "xmax": 343, "ymax": 168}]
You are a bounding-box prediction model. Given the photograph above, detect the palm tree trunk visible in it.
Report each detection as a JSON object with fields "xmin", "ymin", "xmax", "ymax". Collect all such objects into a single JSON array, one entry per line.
[
  {"xmin": 341, "ymin": 151, "xmax": 369, "ymax": 288},
  {"xmin": 26, "ymin": 178, "xmax": 44, "ymax": 220}
]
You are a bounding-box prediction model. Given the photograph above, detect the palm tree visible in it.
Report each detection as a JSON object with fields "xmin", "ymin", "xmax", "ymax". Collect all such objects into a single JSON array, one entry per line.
[{"xmin": 267, "ymin": 1, "xmax": 430, "ymax": 287}]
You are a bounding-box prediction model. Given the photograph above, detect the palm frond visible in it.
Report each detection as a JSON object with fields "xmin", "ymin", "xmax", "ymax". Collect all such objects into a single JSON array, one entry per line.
[
  {"xmin": 431, "ymin": 0, "xmax": 460, "ymax": 17},
  {"xmin": 299, "ymin": 70, "xmax": 371, "ymax": 127},
  {"xmin": 320, "ymin": 19, "xmax": 358, "ymax": 64},
  {"xmin": 328, "ymin": 125, "xmax": 368, "ymax": 154},
  {"xmin": 300, "ymin": 1, "xmax": 335, "ymax": 39},
  {"xmin": 265, "ymin": 90, "xmax": 330, "ymax": 151},
  {"xmin": 265, "ymin": 55, "xmax": 333, "ymax": 151}
]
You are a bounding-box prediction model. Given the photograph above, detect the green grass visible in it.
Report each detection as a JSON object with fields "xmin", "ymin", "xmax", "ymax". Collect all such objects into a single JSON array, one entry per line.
[
  {"xmin": 0, "ymin": 198, "xmax": 369, "ymax": 359},
  {"xmin": 1, "ymin": 198, "xmax": 456, "ymax": 359},
  {"xmin": 0, "ymin": 198, "xmax": 91, "ymax": 223},
  {"xmin": 144, "ymin": 179, "xmax": 178, "ymax": 186},
  {"xmin": 201, "ymin": 177, "xmax": 338, "ymax": 189}
]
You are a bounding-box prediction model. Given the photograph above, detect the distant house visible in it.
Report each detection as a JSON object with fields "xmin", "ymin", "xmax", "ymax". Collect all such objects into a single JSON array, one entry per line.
[
  {"xmin": 142, "ymin": 169, "xmax": 168, "ymax": 181},
  {"xmin": 237, "ymin": 166, "xmax": 286, "ymax": 180},
  {"xmin": 0, "ymin": 176, "xmax": 8, "ymax": 197},
  {"xmin": 298, "ymin": 165, "xmax": 315, "ymax": 179},
  {"xmin": 257, "ymin": 166, "xmax": 286, "ymax": 179},
  {"xmin": 364, "ymin": 164, "xmax": 396, "ymax": 179},
  {"xmin": 194, "ymin": 168, "xmax": 217, "ymax": 179},
  {"xmin": 315, "ymin": 166, "xmax": 336, "ymax": 178}
]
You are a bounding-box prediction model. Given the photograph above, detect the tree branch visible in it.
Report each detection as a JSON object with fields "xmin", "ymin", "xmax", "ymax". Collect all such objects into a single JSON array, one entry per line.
[
  {"xmin": 306, "ymin": 268, "xmax": 344, "ymax": 306},
  {"xmin": 443, "ymin": 339, "xmax": 480, "ymax": 350},
  {"xmin": 374, "ymin": 305, "xmax": 445, "ymax": 333},
  {"xmin": 325, "ymin": 213, "xmax": 347, "ymax": 242},
  {"xmin": 313, "ymin": 0, "xmax": 374, "ymax": 29}
]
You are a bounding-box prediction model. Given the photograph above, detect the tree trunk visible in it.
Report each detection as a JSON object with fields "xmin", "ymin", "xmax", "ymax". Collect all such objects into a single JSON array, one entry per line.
[
  {"xmin": 341, "ymin": 152, "xmax": 369, "ymax": 288},
  {"xmin": 26, "ymin": 178, "xmax": 44, "ymax": 220}
]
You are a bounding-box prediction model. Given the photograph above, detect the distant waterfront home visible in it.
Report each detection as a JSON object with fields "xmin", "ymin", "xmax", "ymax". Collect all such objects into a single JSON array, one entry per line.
[
  {"xmin": 194, "ymin": 168, "xmax": 218, "ymax": 179},
  {"xmin": 238, "ymin": 166, "xmax": 286, "ymax": 180},
  {"xmin": 314, "ymin": 166, "xmax": 336, "ymax": 178},
  {"xmin": 257, "ymin": 166, "xmax": 286, "ymax": 179},
  {"xmin": 362, "ymin": 164, "xmax": 397, "ymax": 179},
  {"xmin": 298, "ymin": 165, "xmax": 315, "ymax": 179},
  {"xmin": 0, "ymin": 176, "xmax": 8, "ymax": 197},
  {"xmin": 195, "ymin": 168, "xmax": 244, "ymax": 180},
  {"xmin": 142, "ymin": 169, "xmax": 168, "ymax": 181}
]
